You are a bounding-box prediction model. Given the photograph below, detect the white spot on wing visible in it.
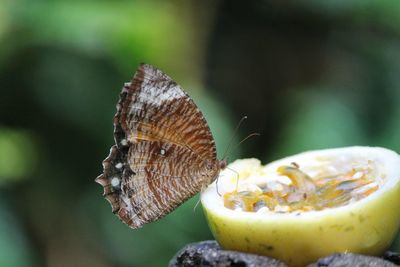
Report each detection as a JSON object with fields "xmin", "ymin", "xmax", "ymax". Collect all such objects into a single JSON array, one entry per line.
[{"xmin": 111, "ymin": 177, "xmax": 120, "ymax": 188}]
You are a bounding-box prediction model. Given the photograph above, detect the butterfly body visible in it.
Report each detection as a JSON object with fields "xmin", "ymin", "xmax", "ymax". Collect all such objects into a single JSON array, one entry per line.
[{"xmin": 96, "ymin": 64, "xmax": 223, "ymax": 229}]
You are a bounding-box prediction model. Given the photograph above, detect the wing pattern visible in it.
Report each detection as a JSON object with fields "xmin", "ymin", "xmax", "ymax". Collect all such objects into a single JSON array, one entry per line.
[{"xmin": 96, "ymin": 64, "xmax": 221, "ymax": 228}]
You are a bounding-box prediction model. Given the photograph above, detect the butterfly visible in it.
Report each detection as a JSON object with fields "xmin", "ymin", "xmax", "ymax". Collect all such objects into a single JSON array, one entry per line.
[{"xmin": 96, "ymin": 63, "xmax": 227, "ymax": 229}]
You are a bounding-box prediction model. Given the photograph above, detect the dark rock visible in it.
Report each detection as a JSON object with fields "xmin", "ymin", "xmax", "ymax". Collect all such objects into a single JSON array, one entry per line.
[
  {"xmin": 169, "ymin": 240, "xmax": 287, "ymax": 267},
  {"xmin": 307, "ymin": 253, "xmax": 398, "ymax": 267},
  {"xmin": 383, "ymin": 251, "xmax": 400, "ymax": 265}
]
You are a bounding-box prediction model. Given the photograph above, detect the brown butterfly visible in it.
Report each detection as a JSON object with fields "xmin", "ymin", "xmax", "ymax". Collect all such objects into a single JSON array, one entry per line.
[{"xmin": 96, "ymin": 63, "xmax": 226, "ymax": 229}]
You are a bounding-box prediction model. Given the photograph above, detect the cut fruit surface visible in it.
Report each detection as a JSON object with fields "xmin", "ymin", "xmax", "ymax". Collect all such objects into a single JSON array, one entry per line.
[{"xmin": 201, "ymin": 146, "xmax": 400, "ymax": 267}]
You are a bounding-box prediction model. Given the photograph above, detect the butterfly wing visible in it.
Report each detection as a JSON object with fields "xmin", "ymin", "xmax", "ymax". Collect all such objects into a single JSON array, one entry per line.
[
  {"xmin": 115, "ymin": 64, "xmax": 217, "ymax": 160},
  {"xmin": 96, "ymin": 64, "xmax": 220, "ymax": 228}
]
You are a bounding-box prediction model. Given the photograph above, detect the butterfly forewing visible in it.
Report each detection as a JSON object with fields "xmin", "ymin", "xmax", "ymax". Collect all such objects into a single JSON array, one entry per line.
[
  {"xmin": 116, "ymin": 64, "xmax": 217, "ymax": 160},
  {"xmin": 96, "ymin": 64, "xmax": 220, "ymax": 228}
]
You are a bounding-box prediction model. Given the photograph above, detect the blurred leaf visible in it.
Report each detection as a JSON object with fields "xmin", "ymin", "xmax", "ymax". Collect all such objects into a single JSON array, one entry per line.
[
  {"xmin": 0, "ymin": 128, "xmax": 36, "ymax": 184},
  {"xmin": 0, "ymin": 0, "xmax": 10, "ymax": 40},
  {"xmin": 29, "ymin": 49, "xmax": 120, "ymax": 142},
  {"xmin": 0, "ymin": 196, "xmax": 36, "ymax": 267},
  {"xmin": 390, "ymin": 233, "xmax": 400, "ymax": 252},
  {"xmin": 271, "ymin": 90, "xmax": 366, "ymax": 159},
  {"xmin": 7, "ymin": 0, "xmax": 192, "ymax": 75},
  {"xmin": 300, "ymin": 0, "xmax": 400, "ymax": 29},
  {"xmin": 375, "ymin": 46, "xmax": 400, "ymax": 153}
]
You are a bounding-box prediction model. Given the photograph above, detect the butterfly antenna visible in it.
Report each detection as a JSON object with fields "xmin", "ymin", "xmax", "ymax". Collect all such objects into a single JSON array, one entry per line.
[
  {"xmin": 216, "ymin": 175, "xmax": 222, "ymax": 196},
  {"xmin": 221, "ymin": 116, "xmax": 248, "ymax": 160},
  {"xmin": 226, "ymin": 166, "xmax": 240, "ymax": 192},
  {"xmin": 227, "ymin": 132, "xmax": 260, "ymax": 158},
  {"xmin": 193, "ymin": 197, "xmax": 201, "ymax": 213}
]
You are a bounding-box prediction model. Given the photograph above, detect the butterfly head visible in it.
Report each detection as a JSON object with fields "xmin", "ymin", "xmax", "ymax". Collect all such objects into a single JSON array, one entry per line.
[
  {"xmin": 202, "ymin": 159, "xmax": 227, "ymax": 185},
  {"xmin": 219, "ymin": 159, "xmax": 227, "ymax": 170}
]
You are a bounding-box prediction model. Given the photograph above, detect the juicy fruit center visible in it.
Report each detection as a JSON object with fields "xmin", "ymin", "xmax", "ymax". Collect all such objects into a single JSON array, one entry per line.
[{"xmin": 223, "ymin": 162, "xmax": 379, "ymax": 213}]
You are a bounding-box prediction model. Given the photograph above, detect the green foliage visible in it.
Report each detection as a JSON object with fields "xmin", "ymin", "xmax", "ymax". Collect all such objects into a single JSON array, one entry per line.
[
  {"xmin": 271, "ymin": 91, "xmax": 366, "ymax": 159},
  {"xmin": 0, "ymin": 128, "xmax": 36, "ymax": 183},
  {"xmin": 0, "ymin": 199, "xmax": 37, "ymax": 267}
]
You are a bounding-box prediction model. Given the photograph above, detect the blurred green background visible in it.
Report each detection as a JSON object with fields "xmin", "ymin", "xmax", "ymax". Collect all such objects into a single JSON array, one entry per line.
[{"xmin": 1, "ymin": 0, "xmax": 400, "ymax": 266}]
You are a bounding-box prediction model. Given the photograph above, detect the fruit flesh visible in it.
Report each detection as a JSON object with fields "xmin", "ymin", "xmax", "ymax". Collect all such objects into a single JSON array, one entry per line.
[
  {"xmin": 223, "ymin": 162, "xmax": 379, "ymax": 213},
  {"xmin": 201, "ymin": 147, "xmax": 400, "ymax": 267}
]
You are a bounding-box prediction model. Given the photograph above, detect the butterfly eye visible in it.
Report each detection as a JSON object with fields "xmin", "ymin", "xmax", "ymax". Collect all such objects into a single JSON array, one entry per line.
[{"xmin": 206, "ymin": 162, "xmax": 213, "ymax": 170}]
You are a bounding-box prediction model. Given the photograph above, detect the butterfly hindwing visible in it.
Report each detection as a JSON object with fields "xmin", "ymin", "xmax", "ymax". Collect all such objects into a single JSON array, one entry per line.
[{"xmin": 116, "ymin": 140, "xmax": 212, "ymax": 228}]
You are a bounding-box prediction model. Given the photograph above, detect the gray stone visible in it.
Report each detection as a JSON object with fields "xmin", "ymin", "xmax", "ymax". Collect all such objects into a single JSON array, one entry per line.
[
  {"xmin": 169, "ymin": 240, "xmax": 287, "ymax": 267},
  {"xmin": 307, "ymin": 253, "xmax": 398, "ymax": 267},
  {"xmin": 383, "ymin": 251, "xmax": 400, "ymax": 265}
]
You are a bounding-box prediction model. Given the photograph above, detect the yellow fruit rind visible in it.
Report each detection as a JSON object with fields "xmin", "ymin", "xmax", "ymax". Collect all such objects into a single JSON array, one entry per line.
[{"xmin": 204, "ymin": 183, "xmax": 400, "ymax": 267}]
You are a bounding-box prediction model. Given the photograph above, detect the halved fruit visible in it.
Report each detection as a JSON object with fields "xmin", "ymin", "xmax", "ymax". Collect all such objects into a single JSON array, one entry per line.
[{"xmin": 201, "ymin": 146, "xmax": 400, "ymax": 267}]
